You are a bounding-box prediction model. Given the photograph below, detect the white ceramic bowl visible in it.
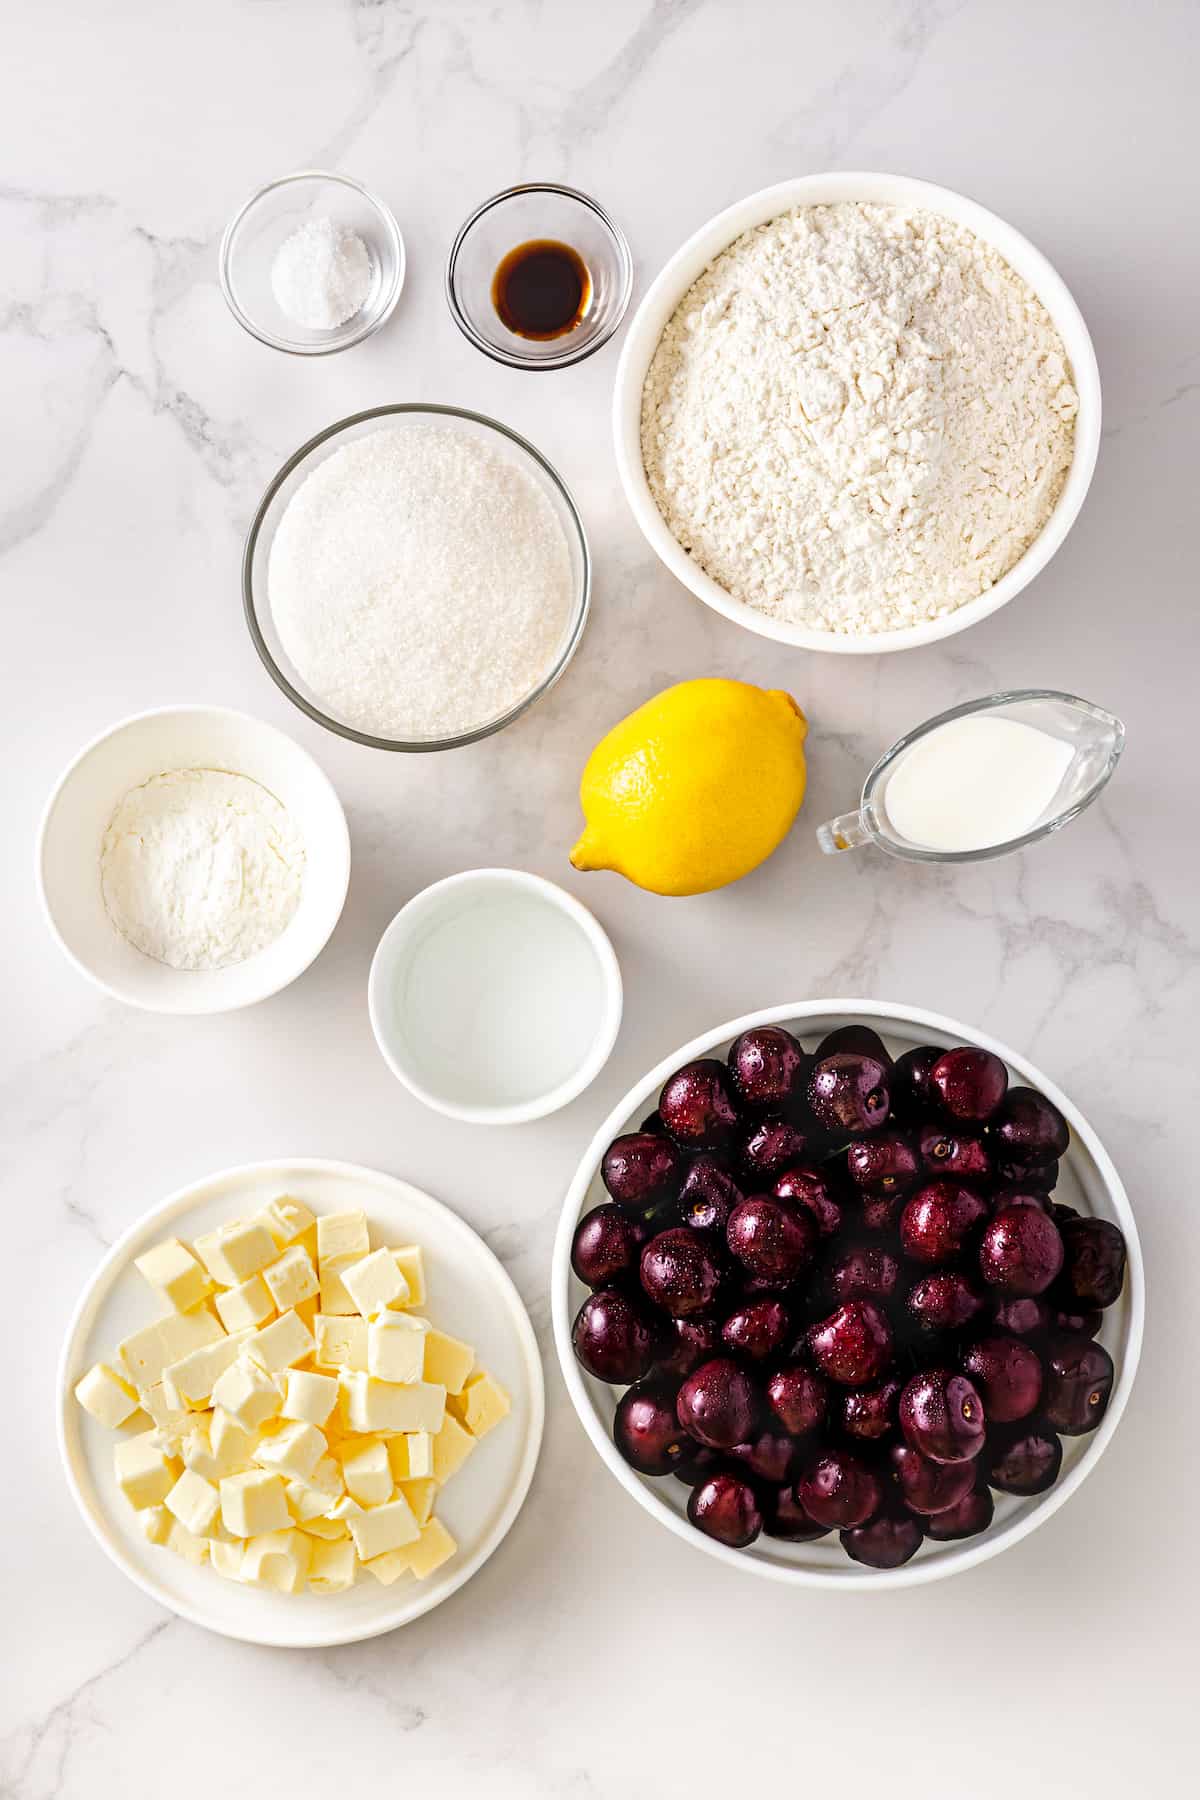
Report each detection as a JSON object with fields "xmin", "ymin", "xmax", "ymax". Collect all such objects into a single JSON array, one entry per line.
[
  {"xmin": 553, "ymin": 1001, "xmax": 1143, "ymax": 1590},
  {"xmin": 613, "ymin": 172, "xmax": 1102, "ymax": 655},
  {"xmin": 38, "ymin": 705, "xmax": 350, "ymax": 1014},
  {"xmin": 58, "ymin": 1158, "xmax": 545, "ymax": 1647},
  {"xmin": 369, "ymin": 869, "xmax": 623, "ymax": 1124}
]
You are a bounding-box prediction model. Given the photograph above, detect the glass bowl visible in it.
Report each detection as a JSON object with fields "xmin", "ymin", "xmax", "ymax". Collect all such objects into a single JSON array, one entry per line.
[
  {"xmin": 445, "ymin": 183, "xmax": 633, "ymax": 370},
  {"xmin": 242, "ymin": 404, "xmax": 590, "ymax": 752},
  {"xmin": 220, "ymin": 171, "xmax": 405, "ymax": 355}
]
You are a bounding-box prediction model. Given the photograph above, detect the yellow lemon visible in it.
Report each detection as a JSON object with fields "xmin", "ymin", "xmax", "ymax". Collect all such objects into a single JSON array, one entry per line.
[{"xmin": 570, "ymin": 679, "xmax": 808, "ymax": 897}]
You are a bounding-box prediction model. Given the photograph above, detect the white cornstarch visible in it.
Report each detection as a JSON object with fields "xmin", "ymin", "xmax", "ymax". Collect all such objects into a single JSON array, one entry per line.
[
  {"xmin": 268, "ymin": 423, "xmax": 575, "ymax": 740},
  {"xmin": 100, "ymin": 770, "xmax": 305, "ymax": 970},
  {"xmin": 270, "ymin": 216, "xmax": 372, "ymax": 331},
  {"xmin": 641, "ymin": 203, "xmax": 1079, "ymax": 634}
]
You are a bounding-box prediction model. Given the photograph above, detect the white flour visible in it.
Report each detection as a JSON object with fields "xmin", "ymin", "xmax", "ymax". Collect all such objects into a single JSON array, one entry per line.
[
  {"xmin": 271, "ymin": 217, "xmax": 371, "ymax": 331},
  {"xmin": 641, "ymin": 203, "xmax": 1079, "ymax": 634},
  {"xmin": 268, "ymin": 422, "xmax": 574, "ymax": 740},
  {"xmin": 100, "ymin": 769, "xmax": 305, "ymax": 970}
]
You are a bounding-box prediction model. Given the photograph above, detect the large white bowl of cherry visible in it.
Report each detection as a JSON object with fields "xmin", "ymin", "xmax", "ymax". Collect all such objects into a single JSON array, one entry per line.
[{"xmin": 553, "ymin": 1003, "xmax": 1142, "ymax": 1586}]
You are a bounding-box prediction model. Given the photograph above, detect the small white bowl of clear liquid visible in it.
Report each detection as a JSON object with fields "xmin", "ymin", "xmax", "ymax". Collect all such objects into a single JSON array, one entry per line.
[
  {"xmin": 817, "ymin": 691, "xmax": 1124, "ymax": 863},
  {"xmin": 368, "ymin": 869, "xmax": 623, "ymax": 1124}
]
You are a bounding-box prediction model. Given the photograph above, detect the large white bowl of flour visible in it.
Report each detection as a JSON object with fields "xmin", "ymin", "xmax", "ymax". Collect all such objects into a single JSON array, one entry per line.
[{"xmin": 614, "ymin": 172, "xmax": 1101, "ymax": 654}]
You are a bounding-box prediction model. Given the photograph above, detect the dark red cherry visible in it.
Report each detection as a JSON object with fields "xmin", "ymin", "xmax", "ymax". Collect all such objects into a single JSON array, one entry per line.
[
  {"xmin": 763, "ymin": 1485, "xmax": 830, "ymax": 1541},
  {"xmin": 601, "ymin": 1132, "xmax": 681, "ymax": 1210},
  {"xmin": 1051, "ymin": 1304, "xmax": 1102, "ymax": 1340},
  {"xmin": 979, "ymin": 1206, "xmax": 1064, "ymax": 1296},
  {"xmin": 814, "ymin": 1024, "xmax": 892, "ymax": 1067},
  {"xmin": 930, "ymin": 1046, "xmax": 1008, "ymax": 1123},
  {"xmin": 827, "ymin": 1242, "xmax": 901, "ymax": 1306},
  {"xmin": 773, "ymin": 1166, "xmax": 843, "ymax": 1238},
  {"xmin": 678, "ymin": 1157, "xmax": 744, "ymax": 1235},
  {"xmin": 688, "ymin": 1473, "xmax": 763, "ymax": 1547},
  {"xmin": 991, "ymin": 1296, "xmax": 1051, "ymax": 1339},
  {"xmin": 671, "ymin": 1441, "xmax": 722, "ymax": 1487},
  {"xmin": 639, "ymin": 1109, "xmax": 666, "ymax": 1135},
  {"xmin": 905, "ymin": 1271, "xmax": 986, "ymax": 1333},
  {"xmin": 900, "ymin": 1183, "xmax": 989, "ymax": 1265},
  {"xmin": 1058, "ymin": 1217, "xmax": 1127, "ymax": 1308},
  {"xmin": 765, "ymin": 1364, "xmax": 828, "ymax": 1437},
  {"xmin": 613, "ymin": 1383, "xmax": 690, "ymax": 1475},
  {"xmin": 925, "ymin": 1483, "xmax": 994, "ymax": 1540},
  {"xmin": 889, "ymin": 1443, "xmax": 977, "ymax": 1515},
  {"xmin": 726, "ymin": 1195, "xmax": 816, "ymax": 1283},
  {"xmin": 989, "ymin": 1187, "xmax": 1051, "ymax": 1214},
  {"xmin": 571, "ymin": 1204, "xmax": 649, "ymax": 1288},
  {"xmin": 841, "ymin": 1504, "xmax": 923, "ymax": 1569},
  {"xmin": 740, "ymin": 1117, "xmax": 811, "ymax": 1180},
  {"xmin": 899, "ymin": 1368, "xmax": 986, "ymax": 1464},
  {"xmin": 659, "ymin": 1059, "xmax": 740, "ymax": 1152},
  {"xmin": 657, "ymin": 1314, "xmax": 722, "ymax": 1378},
  {"xmin": 639, "ymin": 1229, "xmax": 723, "ymax": 1318},
  {"xmin": 846, "ymin": 1131, "xmax": 921, "ymax": 1197},
  {"xmin": 727, "ymin": 1026, "xmax": 807, "ymax": 1112},
  {"xmin": 961, "ymin": 1334, "xmax": 1043, "ymax": 1423},
  {"xmin": 571, "ymin": 1289, "xmax": 657, "ymax": 1384},
  {"xmin": 1043, "ymin": 1336, "xmax": 1114, "ymax": 1435},
  {"xmin": 676, "ymin": 1358, "xmax": 759, "ymax": 1449},
  {"xmin": 989, "ymin": 1087, "xmax": 1069, "ymax": 1166},
  {"xmin": 722, "ymin": 1298, "xmax": 792, "ymax": 1361},
  {"xmin": 860, "ymin": 1189, "xmax": 906, "ymax": 1233},
  {"xmin": 889, "ymin": 1045, "xmax": 942, "ymax": 1122},
  {"xmin": 996, "ymin": 1153, "xmax": 1060, "ymax": 1192},
  {"xmin": 729, "ymin": 1429, "xmax": 802, "ymax": 1485},
  {"xmin": 988, "ymin": 1424, "xmax": 1062, "ymax": 1494},
  {"xmin": 797, "ymin": 1449, "xmax": 883, "ymax": 1529},
  {"xmin": 808, "ymin": 1054, "xmax": 891, "ymax": 1135},
  {"xmin": 808, "ymin": 1300, "xmax": 893, "ymax": 1386},
  {"xmin": 839, "ymin": 1378, "xmax": 901, "ymax": 1442},
  {"xmin": 917, "ymin": 1124, "xmax": 992, "ymax": 1185}
]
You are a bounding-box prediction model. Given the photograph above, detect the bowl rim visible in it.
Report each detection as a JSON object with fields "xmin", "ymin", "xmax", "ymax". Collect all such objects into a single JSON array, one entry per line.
[
  {"xmin": 552, "ymin": 998, "xmax": 1144, "ymax": 1590},
  {"xmin": 243, "ymin": 402, "xmax": 592, "ymax": 752},
  {"xmin": 218, "ymin": 168, "xmax": 406, "ymax": 356},
  {"xmin": 367, "ymin": 867, "xmax": 624, "ymax": 1124},
  {"xmin": 35, "ymin": 703, "xmax": 351, "ymax": 1015},
  {"xmin": 612, "ymin": 170, "xmax": 1102, "ymax": 654},
  {"xmin": 444, "ymin": 181, "xmax": 634, "ymax": 371}
]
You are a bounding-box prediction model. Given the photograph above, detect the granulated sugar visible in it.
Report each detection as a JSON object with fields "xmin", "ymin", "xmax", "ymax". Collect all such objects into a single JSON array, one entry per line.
[{"xmin": 268, "ymin": 422, "xmax": 575, "ymax": 741}]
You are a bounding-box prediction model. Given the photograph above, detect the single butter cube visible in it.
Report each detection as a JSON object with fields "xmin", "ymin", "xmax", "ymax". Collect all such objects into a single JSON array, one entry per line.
[
  {"xmin": 266, "ymin": 1196, "xmax": 317, "ymax": 1245},
  {"xmin": 286, "ymin": 1480, "xmax": 333, "ymax": 1525},
  {"xmin": 133, "ymin": 1239, "xmax": 214, "ymax": 1313},
  {"xmin": 136, "ymin": 1504, "xmax": 172, "ymax": 1545},
  {"xmin": 398, "ymin": 1477, "xmax": 437, "ymax": 1527},
  {"xmin": 341, "ymin": 1249, "xmax": 409, "ymax": 1319},
  {"xmin": 362, "ymin": 1549, "xmax": 412, "ymax": 1586},
  {"xmin": 139, "ymin": 1382, "xmax": 193, "ymax": 1437},
  {"xmin": 220, "ymin": 1468, "xmax": 290, "ymax": 1538},
  {"xmin": 281, "ymin": 1368, "xmax": 338, "ymax": 1427},
  {"xmin": 387, "ymin": 1431, "xmax": 433, "ymax": 1483},
  {"xmin": 421, "ymin": 1327, "xmax": 475, "ymax": 1396},
  {"xmin": 318, "ymin": 1254, "xmax": 360, "ymax": 1316},
  {"xmin": 368, "ymin": 1311, "xmax": 428, "ymax": 1383},
  {"xmin": 161, "ymin": 1330, "xmax": 252, "ymax": 1409},
  {"xmin": 262, "ymin": 1244, "xmax": 318, "ymax": 1313},
  {"xmin": 214, "ymin": 1274, "xmax": 275, "ymax": 1335},
  {"xmin": 341, "ymin": 1372, "xmax": 446, "ymax": 1437},
  {"xmin": 165, "ymin": 1468, "xmax": 221, "ymax": 1539},
  {"xmin": 193, "ymin": 1220, "xmax": 278, "ymax": 1287},
  {"xmin": 299, "ymin": 1514, "xmax": 349, "ymax": 1541},
  {"xmin": 317, "ymin": 1210, "xmax": 370, "ymax": 1261},
  {"xmin": 114, "ymin": 1432, "xmax": 177, "ymax": 1510},
  {"xmin": 210, "ymin": 1540, "xmax": 247, "ymax": 1582},
  {"xmin": 165, "ymin": 1519, "xmax": 210, "ymax": 1565},
  {"xmin": 252, "ymin": 1421, "xmax": 326, "ymax": 1483},
  {"xmin": 431, "ymin": 1415, "xmax": 475, "ymax": 1486},
  {"xmin": 346, "ymin": 1493, "xmax": 420, "ymax": 1562},
  {"xmin": 118, "ymin": 1306, "xmax": 223, "ymax": 1388},
  {"xmin": 241, "ymin": 1528, "xmax": 312, "ymax": 1594},
  {"xmin": 341, "ymin": 1438, "xmax": 393, "ymax": 1506},
  {"xmin": 452, "ymin": 1370, "xmax": 512, "ymax": 1439},
  {"xmin": 211, "ymin": 1356, "xmax": 282, "ymax": 1430},
  {"xmin": 308, "ymin": 1536, "xmax": 357, "ymax": 1593},
  {"xmin": 407, "ymin": 1516, "xmax": 457, "ymax": 1580},
  {"xmin": 246, "ymin": 1309, "xmax": 315, "ymax": 1374},
  {"xmin": 180, "ymin": 1417, "xmax": 222, "ymax": 1482},
  {"xmin": 75, "ymin": 1362, "xmax": 139, "ymax": 1429},
  {"xmin": 313, "ymin": 1313, "xmax": 367, "ymax": 1371},
  {"xmin": 390, "ymin": 1246, "xmax": 426, "ymax": 1308},
  {"xmin": 327, "ymin": 1494, "xmax": 363, "ymax": 1523}
]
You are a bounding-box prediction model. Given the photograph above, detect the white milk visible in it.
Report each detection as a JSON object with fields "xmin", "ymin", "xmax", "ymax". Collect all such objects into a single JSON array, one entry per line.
[{"xmin": 882, "ymin": 715, "xmax": 1075, "ymax": 853}]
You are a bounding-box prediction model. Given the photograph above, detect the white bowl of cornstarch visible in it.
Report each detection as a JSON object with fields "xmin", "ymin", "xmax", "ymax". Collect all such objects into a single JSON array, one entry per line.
[
  {"xmin": 38, "ymin": 706, "xmax": 350, "ymax": 1014},
  {"xmin": 614, "ymin": 172, "xmax": 1101, "ymax": 654},
  {"xmin": 245, "ymin": 405, "xmax": 590, "ymax": 751}
]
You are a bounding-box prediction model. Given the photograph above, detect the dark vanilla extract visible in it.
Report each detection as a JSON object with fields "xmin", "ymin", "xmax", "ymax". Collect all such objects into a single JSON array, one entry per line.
[{"xmin": 492, "ymin": 239, "xmax": 591, "ymax": 341}]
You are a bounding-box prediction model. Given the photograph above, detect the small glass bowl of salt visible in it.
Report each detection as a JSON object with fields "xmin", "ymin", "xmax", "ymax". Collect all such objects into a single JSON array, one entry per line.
[{"xmin": 220, "ymin": 170, "xmax": 405, "ymax": 354}]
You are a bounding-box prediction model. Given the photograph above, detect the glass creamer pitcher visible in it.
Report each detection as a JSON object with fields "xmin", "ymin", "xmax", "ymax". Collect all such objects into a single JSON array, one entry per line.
[{"xmin": 816, "ymin": 690, "xmax": 1125, "ymax": 864}]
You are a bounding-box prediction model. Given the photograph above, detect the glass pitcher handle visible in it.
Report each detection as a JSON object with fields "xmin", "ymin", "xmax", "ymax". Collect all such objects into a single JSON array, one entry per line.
[{"xmin": 816, "ymin": 809, "xmax": 873, "ymax": 854}]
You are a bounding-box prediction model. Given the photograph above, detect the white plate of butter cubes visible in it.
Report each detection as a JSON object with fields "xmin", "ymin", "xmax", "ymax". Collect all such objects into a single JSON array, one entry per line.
[{"xmin": 58, "ymin": 1158, "xmax": 544, "ymax": 1646}]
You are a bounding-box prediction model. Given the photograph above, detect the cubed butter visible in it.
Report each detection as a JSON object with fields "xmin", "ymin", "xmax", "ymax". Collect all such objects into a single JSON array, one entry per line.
[
  {"xmin": 118, "ymin": 1305, "xmax": 223, "ymax": 1388},
  {"xmin": 220, "ymin": 1468, "xmax": 291, "ymax": 1538},
  {"xmin": 346, "ymin": 1492, "xmax": 420, "ymax": 1562},
  {"xmin": 246, "ymin": 1309, "xmax": 315, "ymax": 1374},
  {"xmin": 214, "ymin": 1274, "xmax": 275, "ymax": 1334},
  {"xmin": 340, "ymin": 1438, "xmax": 393, "ymax": 1506},
  {"xmin": 341, "ymin": 1372, "xmax": 446, "ymax": 1437},
  {"xmin": 362, "ymin": 1548, "xmax": 412, "ymax": 1586},
  {"xmin": 211, "ymin": 1355, "xmax": 282, "ymax": 1429},
  {"xmin": 341, "ymin": 1249, "xmax": 409, "ymax": 1319},
  {"xmin": 114, "ymin": 1431, "xmax": 177, "ymax": 1510},
  {"xmin": 367, "ymin": 1310, "xmax": 428, "ymax": 1384},
  {"xmin": 165, "ymin": 1468, "xmax": 221, "ymax": 1538},
  {"xmin": 285, "ymin": 1479, "xmax": 333, "ymax": 1524},
  {"xmin": 136, "ymin": 1504, "xmax": 172, "ymax": 1545},
  {"xmin": 266, "ymin": 1196, "xmax": 317, "ymax": 1244},
  {"xmin": 165, "ymin": 1519, "xmax": 210, "ymax": 1565},
  {"xmin": 431, "ymin": 1414, "xmax": 475, "ymax": 1486},
  {"xmin": 316, "ymin": 1210, "xmax": 370, "ymax": 1261},
  {"xmin": 133, "ymin": 1238, "xmax": 214, "ymax": 1313},
  {"xmin": 139, "ymin": 1383, "xmax": 193, "ymax": 1438},
  {"xmin": 281, "ymin": 1368, "xmax": 338, "ymax": 1427},
  {"xmin": 406, "ymin": 1516, "xmax": 457, "ymax": 1580},
  {"xmin": 313, "ymin": 1314, "xmax": 368, "ymax": 1371},
  {"xmin": 253, "ymin": 1420, "xmax": 326, "ymax": 1483},
  {"xmin": 387, "ymin": 1431, "xmax": 433, "ymax": 1483},
  {"xmin": 299, "ymin": 1514, "xmax": 349, "ymax": 1541},
  {"xmin": 262, "ymin": 1244, "xmax": 318, "ymax": 1313},
  {"xmin": 161, "ymin": 1329, "xmax": 252, "ymax": 1408},
  {"xmin": 452, "ymin": 1370, "xmax": 512, "ymax": 1439},
  {"xmin": 193, "ymin": 1220, "xmax": 278, "ymax": 1287},
  {"xmin": 398, "ymin": 1477, "xmax": 437, "ymax": 1527},
  {"xmin": 241, "ymin": 1528, "xmax": 312, "ymax": 1594},
  {"xmin": 75, "ymin": 1362, "xmax": 139, "ymax": 1429},
  {"xmin": 210, "ymin": 1540, "xmax": 247, "ymax": 1582},
  {"xmin": 308, "ymin": 1536, "xmax": 357, "ymax": 1594},
  {"xmin": 421, "ymin": 1327, "xmax": 475, "ymax": 1396},
  {"xmin": 390, "ymin": 1246, "xmax": 426, "ymax": 1308},
  {"xmin": 208, "ymin": 1409, "xmax": 261, "ymax": 1476},
  {"xmin": 318, "ymin": 1254, "xmax": 360, "ymax": 1316}
]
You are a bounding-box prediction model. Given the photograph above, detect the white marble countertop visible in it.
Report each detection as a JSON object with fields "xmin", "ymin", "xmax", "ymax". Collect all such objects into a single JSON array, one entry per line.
[{"xmin": 4, "ymin": 1, "xmax": 1197, "ymax": 1793}]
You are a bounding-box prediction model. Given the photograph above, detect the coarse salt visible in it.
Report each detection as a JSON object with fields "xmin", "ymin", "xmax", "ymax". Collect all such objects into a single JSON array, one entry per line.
[{"xmin": 270, "ymin": 216, "xmax": 372, "ymax": 332}]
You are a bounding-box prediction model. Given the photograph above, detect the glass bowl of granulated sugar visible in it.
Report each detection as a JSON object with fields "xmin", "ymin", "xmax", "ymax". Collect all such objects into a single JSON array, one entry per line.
[{"xmin": 243, "ymin": 405, "xmax": 591, "ymax": 751}]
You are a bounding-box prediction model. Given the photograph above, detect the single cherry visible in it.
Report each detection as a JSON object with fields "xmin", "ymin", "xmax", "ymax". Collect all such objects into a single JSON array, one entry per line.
[
  {"xmin": 899, "ymin": 1368, "xmax": 986, "ymax": 1464},
  {"xmin": 676, "ymin": 1358, "xmax": 759, "ymax": 1449},
  {"xmin": 1042, "ymin": 1336, "xmax": 1114, "ymax": 1434},
  {"xmin": 722, "ymin": 1297, "xmax": 792, "ymax": 1361},
  {"xmin": 797, "ymin": 1448, "xmax": 883, "ymax": 1529},
  {"xmin": 925, "ymin": 1483, "xmax": 994, "ymax": 1541},
  {"xmin": 841, "ymin": 1504, "xmax": 924, "ymax": 1569},
  {"xmin": 601, "ymin": 1132, "xmax": 681, "ymax": 1211},
  {"xmin": 917, "ymin": 1123, "xmax": 992, "ymax": 1185},
  {"xmin": 900, "ymin": 1182, "xmax": 989, "ymax": 1265},
  {"xmin": 740, "ymin": 1117, "xmax": 811, "ymax": 1180},
  {"xmin": 571, "ymin": 1289, "xmax": 657, "ymax": 1384},
  {"xmin": 763, "ymin": 1485, "xmax": 831, "ymax": 1542},
  {"xmin": 808, "ymin": 1299, "xmax": 894, "ymax": 1386},
  {"xmin": 726, "ymin": 1195, "xmax": 817, "ymax": 1283},
  {"xmin": 571, "ymin": 1204, "xmax": 649, "ymax": 1288},
  {"xmin": 991, "ymin": 1295, "xmax": 1051, "ymax": 1339},
  {"xmin": 846, "ymin": 1130, "xmax": 921, "ymax": 1197},
  {"xmin": 931, "ymin": 1046, "xmax": 1008, "ymax": 1123},
  {"xmin": 773, "ymin": 1165, "xmax": 844, "ymax": 1238},
  {"xmin": 889, "ymin": 1045, "xmax": 942, "ymax": 1122},
  {"xmin": 889, "ymin": 1443, "xmax": 977, "ymax": 1515},
  {"xmin": 613, "ymin": 1383, "xmax": 690, "ymax": 1475},
  {"xmin": 808, "ymin": 1053, "xmax": 891, "ymax": 1135},
  {"xmin": 678, "ymin": 1157, "xmax": 744, "ymax": 1235},
  {"xmin": 905, "ymin": 1270, "xmax": 986, "ymax": 1334},
  {"xmin": 961, "ymin": 1333, "xmax": 1044, "ymax": 1422},
  {"xmin": 814, "ymin": 1024, "xmax": 892, "ymax": 1066},
  {"xmin": 979, "ymin": 1206, "xmax": 1064, "ymax": 1296},
  {"xmin": 657, "ymin": 1314, "xmax": 721, "ymax": 1378},
  {"xmin": 1058, "ymin": 1217, "xmax": 1127, "ymax": 1309},
  {"xmin": 688, "ymin": 1473, "xmax": 763, "ymax": 1547},
  {"xmin": 988, "ymin": 1424, "xmax": 1063, "ymax": 1494},
  {"xmin": 659, "ymin": 1058, "xmax": 740, "ymax": 1152},
  {"xmin": 729, "ymin": 1429, "xmax": 802, "ymax": 1485},
  {"xmin": 765, "ymin": 1364, "xmax": 828, "ymax": 1437},
  {"xmin": 639, "ymin": 1228, "xmax": 723, "ymax": 1317},
  {"xmin": 839, "ymin": 1377, "xmax": 902, "ymax": 1442},
  {"xmin": 727, "ymin": 1026, "xmax": 807, "ymax": 1112},
  {"xmin": 989, "ymin": 1086, "xmax": 1069, "ymax": 1166},
  {"xmin": 827, "ymin": 1242, "xmax": 902, "ymax": 1306}
]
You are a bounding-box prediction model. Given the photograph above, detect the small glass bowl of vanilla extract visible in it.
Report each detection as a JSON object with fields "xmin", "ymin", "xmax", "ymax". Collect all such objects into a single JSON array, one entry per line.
[{"xmin": 446, "ymin": 183, "xmax": 633, "ymax": 370}]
